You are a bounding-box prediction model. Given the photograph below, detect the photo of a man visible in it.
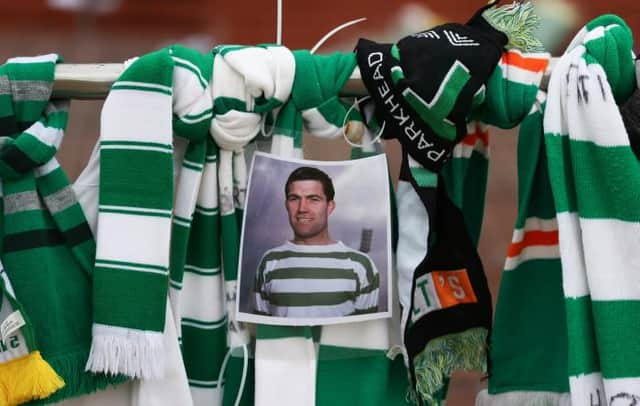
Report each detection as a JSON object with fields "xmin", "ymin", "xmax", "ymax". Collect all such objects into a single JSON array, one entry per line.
[
  {"xmin": 236, "ymin": 152, "xmax": 391, "ymax": 326},
  {"xmin": 253, "ymin": 167, "xmax": 380, "ymax": 318}
]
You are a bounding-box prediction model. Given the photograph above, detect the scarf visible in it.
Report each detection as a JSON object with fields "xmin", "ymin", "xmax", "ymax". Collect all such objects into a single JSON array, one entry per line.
[
  {"xmin": 207, "ymin": 44, "xmax": 298, "ymax": 406},
  {"xmin": 477, "ymin": 83, "xmax": 570, "ymax": 406},
  {"xmin": 90, "ymin": 45, "xmax": 214, "ymax": 380},
  {"xmin": 0, "ymin": 54, "xmax": 123, "ymax": 404},
  {"xmin": 0, "ymin": 265, "xmax": 64, "ymax": 405},
  {"xmin": 543, "ymin": 14, "xmax": 638, "ymax": 405}
]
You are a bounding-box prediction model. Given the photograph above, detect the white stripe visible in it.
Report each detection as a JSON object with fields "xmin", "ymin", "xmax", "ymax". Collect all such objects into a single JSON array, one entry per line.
[
  {"xmin": 181, "ymin": 319, "xmax": 227, "ymax": 330},
  {"xmin": 96, "ymin": 212, "xmax": 170, "ymax": 268},
  {"xmin": 174, "ymin": 166, "xmax": 202, "ymax": 219},
  {"xmin": 512, "ymin": 217, "xmax": 558, "ymax": 242},
  {"xmin": 197, "ymin": 162, "xmax": 218, "ymax": 209},
  {"xmin": 7, "ymin": 54, "xmax": 58, "ymax": 64},
  {"xmin": 101, "ymin": 90, "xmax": 172, "ymax": 145},
  {"xmin": 255, "ymin": 336, "xmax": 316, "ymax": 406},
  {"xmin": 267, "ymin": 278, "xmax": 357, "ymax": 294},
  {"xmin": 114, "ymin": 81, "xmax": 172, "ymax": 93},
  {"xmin": 581, "ymin": 218, "xmax": 640, "ymax": 300},
  {"xmin": 504, "ymin": 245, "xmax": 559, "ymax": 271},
  {"xmin": 557, "ymin": 212, "xmax": 589, "ymax": 298},
  {"xmin": 34, "ymin": 158, "xmax": 60, "ymax": 177},
  {"xmin": 500, "ymin": 64, "xmax": 543, "ymax": 86},
  {"xmin": 100, "ymin": 144, "xmax": 172, "ymax": 154},
  {"xmin": 99, "ymin": 205, "xmax": 172, "ymax": 216},
  {"xmin": 96, "ymin": 261, "xmax": 168, "ymax": 276},
  {"xmin": 181, "ymin": 272, "xmax": 225, "ymax": 324},
  {"xmin": 319, "ymin": 319, "xmax": 389, "ymax": 350},
  {"xmin": 301, "ymin": 107, "xmax": 340, "ymax": 139},
  {"xmin": 26, "ymin": 121, "xmax": 63, "ymax": 148},
  {"xmin": 190, "ymin": 386, "xmax": 222, "ymax": 405},
  {"xmin": 568, "ymin": 372, "xmax": 604, "ymax": 406},
  {"xmin": 602, "ymin": 376, "xmax": 640, "ymax": 405},
  {"xmin": 396, "ymin": 180, "xmax": 429, "ymax": 312}
]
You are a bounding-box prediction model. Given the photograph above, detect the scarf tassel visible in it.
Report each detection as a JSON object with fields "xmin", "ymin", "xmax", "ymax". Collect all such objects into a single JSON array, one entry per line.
[
  {"xmin": 86, "ymin": 328, "xmax": 164, "ymax": 380},
  {"xmin": 413, "ymin": 327, "xmax": 488, "ymax": 404},
  {"xmin": 0, "ymin": 351, "xmax": 64, "ymax": 405}
]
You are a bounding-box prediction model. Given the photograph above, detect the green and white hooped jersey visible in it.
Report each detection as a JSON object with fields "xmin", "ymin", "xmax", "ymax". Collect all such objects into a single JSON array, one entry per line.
[{"xmin": 254, "ymin": 241, "xmax": 380, "ymax": 318}]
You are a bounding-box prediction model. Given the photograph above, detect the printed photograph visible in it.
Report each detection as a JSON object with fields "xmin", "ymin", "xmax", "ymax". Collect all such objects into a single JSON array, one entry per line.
[{"xmin": 236, "ymin": 152, "xmax": 392, "ymax": 326}]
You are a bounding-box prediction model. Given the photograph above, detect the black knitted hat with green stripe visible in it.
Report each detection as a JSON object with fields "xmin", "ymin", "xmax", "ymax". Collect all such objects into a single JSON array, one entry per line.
[{"xmin": 355, "ymin": 2, "xmax": 507, "ymax": 172}]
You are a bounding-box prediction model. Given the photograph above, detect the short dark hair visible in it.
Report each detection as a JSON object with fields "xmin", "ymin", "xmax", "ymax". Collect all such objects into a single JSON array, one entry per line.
[{"xmin": 285, "ymin": 167, "xmax": 335, "ymax": 201}]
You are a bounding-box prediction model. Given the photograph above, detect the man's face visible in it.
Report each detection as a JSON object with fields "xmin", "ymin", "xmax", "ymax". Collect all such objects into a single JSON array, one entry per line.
[{"xmin": 285, "ymin": 180, "xmax": 335, "ymax": 241}]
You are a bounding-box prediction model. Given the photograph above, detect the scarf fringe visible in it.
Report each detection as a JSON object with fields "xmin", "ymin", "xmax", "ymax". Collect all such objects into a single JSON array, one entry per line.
[
  {"xmin": 475, "ymin": 389, "xmax": 571, "ymax": 406},
  {"xmin": 413, "ymin": 327, "xmax": 488, "ymax": 404},
  {"xmin": 0, "ymin": 351, "xmax": 64, "ymax": 405},
  {"xmin": 85, "ymin": 326, "xmax": 164, "ymax": 380}
]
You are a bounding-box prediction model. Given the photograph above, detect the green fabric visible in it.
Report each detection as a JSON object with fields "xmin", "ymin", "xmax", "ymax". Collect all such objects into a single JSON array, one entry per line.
[
  {"xmin": 0, "ymin": 54, "xmax": 124, "ymax": 404},
  {"xmin": 488, "ymin": 98, "xmax": 569, "ymax": 395}
]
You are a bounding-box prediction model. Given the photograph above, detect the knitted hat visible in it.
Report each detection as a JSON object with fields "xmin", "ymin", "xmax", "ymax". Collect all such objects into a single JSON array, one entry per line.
[{"xmin": 355, "ymin": 2, "xmax": 508, "ymax": 172}]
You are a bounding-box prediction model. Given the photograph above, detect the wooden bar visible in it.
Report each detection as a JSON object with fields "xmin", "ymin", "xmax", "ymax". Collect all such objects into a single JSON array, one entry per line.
[{"xmin": 52, "ymin": 58, "xmax": 558, "ymax": 99}]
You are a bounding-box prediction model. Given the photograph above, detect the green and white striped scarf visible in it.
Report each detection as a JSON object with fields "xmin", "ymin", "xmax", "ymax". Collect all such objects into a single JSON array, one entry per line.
[
  {"xmin": 0, "ymin": 54, "xmax": 124, "ymax": 403},
  {"xmin": 91, "ymin": 45, "xmax": 214, "ymax": 380},
  {"xmin": 478, "ymin": 95, "xmax": 570, "ymax": 406},
  {"xmin": 473, "ymin": 51, "xmax": 571, "ymax": 406},
  {"xmin": 544, "ymin": 15, "xmax": 638, "ymax": 405}
]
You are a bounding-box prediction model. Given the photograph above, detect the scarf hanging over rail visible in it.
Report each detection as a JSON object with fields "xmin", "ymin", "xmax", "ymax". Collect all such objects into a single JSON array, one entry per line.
[
  {"xmin": 91, "ymin": 44, "xmax": 214, "ymax": 381},
  {"xmin": 543, "ymin": 14, "xmax": 639, "ymax": 406},
  {"xmin": 0, "ymin": 53, "xmax": 124, "ymax": 404}
]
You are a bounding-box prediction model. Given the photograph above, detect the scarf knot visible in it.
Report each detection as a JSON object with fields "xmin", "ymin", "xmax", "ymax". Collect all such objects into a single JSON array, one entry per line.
[
  {"xmin": 0, "ymin": 54, "xmax": 68, "ymax": 180},
  {"xmin": 567, "ymin": 14, "xmax": 635, "ymax": 104},
  {"xmin": 210, "ymin": 44, "xmax": 295, "ymax": 151}
]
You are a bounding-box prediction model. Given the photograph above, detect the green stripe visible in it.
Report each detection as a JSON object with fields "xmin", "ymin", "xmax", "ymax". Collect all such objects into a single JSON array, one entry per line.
[
  {"xmin": 402, "ymin": 88, "xmax": 457, "ymax": 140},
  {"xmin": 352, "ymin": 306, "xmax": 378, "ymax": 314},
  {"xmin": 101, "ymin": 148, "xmax": 173, "ymax": 210},
  {"xmin": 264, "ymin": 267, "xmax": 358, "ymax": 284},
  {"xmin": 489, "ymin": 259, "xmax": 569, "ymax": 393},
  {"xmin": 111, "ymin": 84, "xmax": 172, "ymax": 95},
  {"xmin": 255, "ymin": 325, "xmax": 313, "ymax": 340},
  {"xmin": 264, "ymin": 291, "xmax": 355, "ymax": 307},
  {"xmin": 592, "ymin": 299, "xmax": 640, "ymax": 379},
  {"xmin": 565, "ymin": 295, "xmax": 600, "ymax": 376},
  {"xmin": 182, "ymin": 324, "xmax": 226, "ymax": 381},
  {"xmin": 263, "ymin": 250, "xmax": 376, "ymax": 286},
  {"xmin": 410, "ymin": 167, "xmax": 438, "ymax": 188},
  {"xmin": 93, "ymin": 267, "xmax": 168, "ymax": 331},
  {"xmin": 546, "ymin": 135, "xmax": 640, "ymax": 220}
]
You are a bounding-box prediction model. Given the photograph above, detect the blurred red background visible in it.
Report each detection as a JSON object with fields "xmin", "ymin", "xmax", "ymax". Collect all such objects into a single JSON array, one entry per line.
[{"xmin": 1, "ymin": 1, "xmax": 639, "ymax": 404}]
